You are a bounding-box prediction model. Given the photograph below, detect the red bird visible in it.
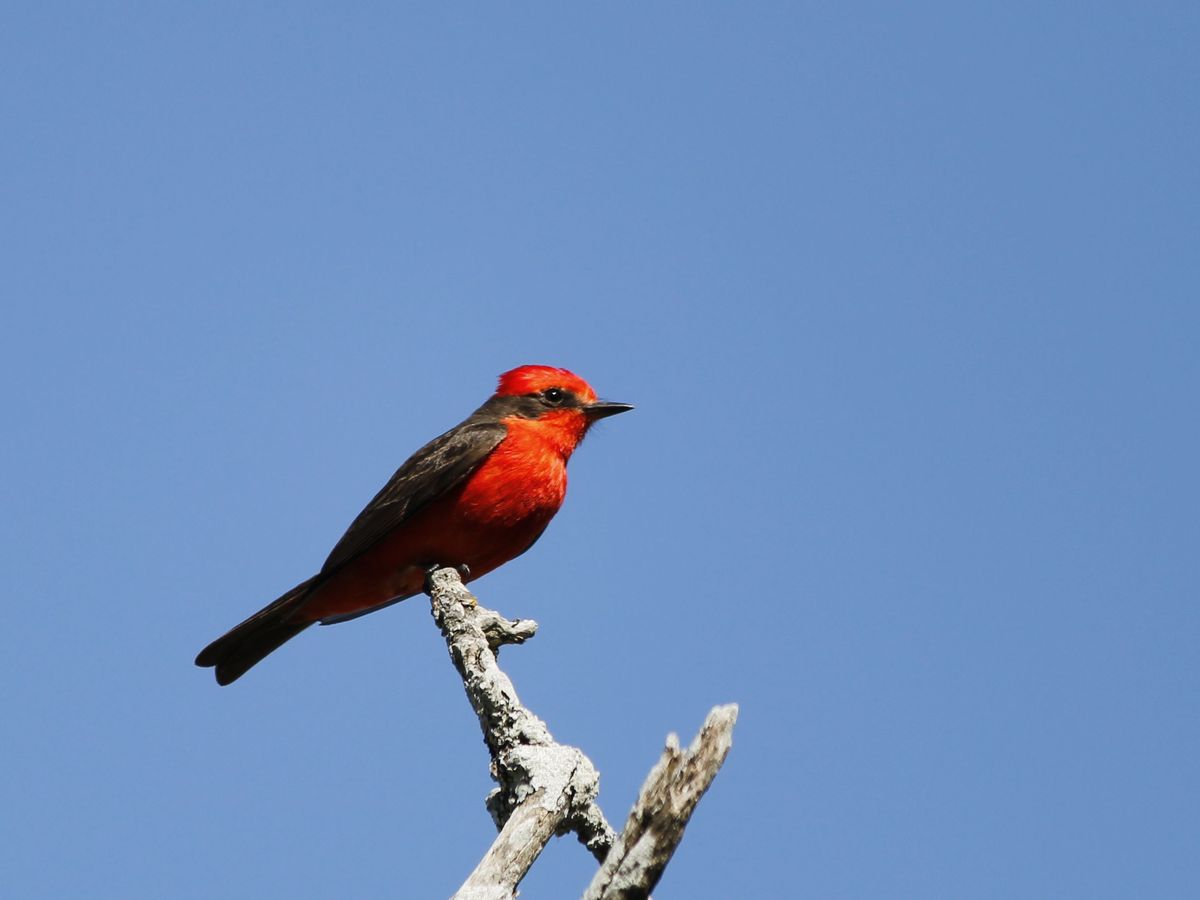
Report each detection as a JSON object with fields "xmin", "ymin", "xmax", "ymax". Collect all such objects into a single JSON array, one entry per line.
[{"xmin": 195, "ymin": 365, "xmax": 632, "ymax": 685}]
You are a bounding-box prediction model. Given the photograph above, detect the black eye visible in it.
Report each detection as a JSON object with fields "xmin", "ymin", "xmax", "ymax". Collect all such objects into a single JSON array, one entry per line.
[{"xmin": 542, "ymin": 388, "xmax": 567, "ymax": 405}]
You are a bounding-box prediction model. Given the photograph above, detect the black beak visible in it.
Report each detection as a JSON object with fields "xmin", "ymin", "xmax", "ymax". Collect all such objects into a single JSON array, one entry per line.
[{"xmin": 584, "ymin": 400, "xmax": 635, "ymax": 420}]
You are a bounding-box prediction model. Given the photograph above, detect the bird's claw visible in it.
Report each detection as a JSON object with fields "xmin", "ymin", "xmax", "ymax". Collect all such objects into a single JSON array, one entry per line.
[{"xmin": 424, "ymin": 563, "xmax": 473, "ymax": 595}]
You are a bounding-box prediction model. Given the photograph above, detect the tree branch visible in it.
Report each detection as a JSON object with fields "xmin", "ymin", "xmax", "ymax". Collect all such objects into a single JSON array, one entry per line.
[
  {"xmin": 582, "ymin": 705, "xmax": 739, "ymax": 900},
  {"xmin": 427, "ymin": 568, "xmax": 615, "ymax": 900},
  {"xmin": 428, "ymin": 568, "xmax": 738, "ymax": 900}
]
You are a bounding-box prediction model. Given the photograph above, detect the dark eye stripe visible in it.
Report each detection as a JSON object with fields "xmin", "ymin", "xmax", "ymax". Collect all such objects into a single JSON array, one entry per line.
[{"xmin": 529, "ymin": 387, "xmax": 578, "ymax": 409}]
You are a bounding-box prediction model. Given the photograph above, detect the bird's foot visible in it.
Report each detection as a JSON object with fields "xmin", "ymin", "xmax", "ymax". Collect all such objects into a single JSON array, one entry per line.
[{"xmin": 424, "ymin": 563, "xmax": 475, "ymax": 604}]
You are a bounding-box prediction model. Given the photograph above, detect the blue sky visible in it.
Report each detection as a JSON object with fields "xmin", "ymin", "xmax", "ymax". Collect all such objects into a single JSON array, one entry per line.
[{"xmin": 2, "ymin": 3, "xmax": 1197, "ymax": 897}]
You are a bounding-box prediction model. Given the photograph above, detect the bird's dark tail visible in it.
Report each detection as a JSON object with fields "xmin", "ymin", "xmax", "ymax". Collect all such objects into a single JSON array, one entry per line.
[{"xmin": 195, "ymin": 577, "xmax": 317, "ymax": 686}]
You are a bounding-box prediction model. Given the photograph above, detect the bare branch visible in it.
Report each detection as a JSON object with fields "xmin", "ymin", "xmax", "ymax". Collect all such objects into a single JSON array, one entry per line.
[
  {"xmin": 428, "ymin": 568, "xmax": 737, "ymax": 899},
  {"xmin": 582, "ymin": 705, "xmax": 739, "ymax": 900},
  {"xmin": 427, "ymin": 568, "xmax": 615, "ymax": 900}
]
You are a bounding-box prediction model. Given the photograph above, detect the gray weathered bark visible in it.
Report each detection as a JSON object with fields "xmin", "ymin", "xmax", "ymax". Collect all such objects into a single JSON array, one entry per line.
[
  {"xmin": 427, "ymin": 568, "xmax": 736, "ymax": 900},
  {"xmin": 429, "ymin": 569, "xmax": 614, "ymax": 900},
  {"xmin": 582, "ymin": 705, "xmax": 739, "ymax": 900}
]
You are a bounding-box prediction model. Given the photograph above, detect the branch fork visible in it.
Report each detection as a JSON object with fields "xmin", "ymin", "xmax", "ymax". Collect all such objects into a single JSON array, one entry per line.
[{"xmin": 426, "ymin": 568, "xmax": 735, "ymax": 900}]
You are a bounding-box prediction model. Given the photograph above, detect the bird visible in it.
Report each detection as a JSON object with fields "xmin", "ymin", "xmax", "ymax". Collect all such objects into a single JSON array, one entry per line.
[{"xmin": 195, "ymin": 365, "xmax": 633, "ymax": 685}]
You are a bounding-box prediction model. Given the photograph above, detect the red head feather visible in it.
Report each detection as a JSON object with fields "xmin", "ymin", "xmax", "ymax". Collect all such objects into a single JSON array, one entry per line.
[{"xmin": 496, "ymin": 365, "xmax": 597, "ymax": 403}]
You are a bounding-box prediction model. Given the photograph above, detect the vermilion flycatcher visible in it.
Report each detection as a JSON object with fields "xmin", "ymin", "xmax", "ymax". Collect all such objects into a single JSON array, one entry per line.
[{"xmin": 195, "ymin": 365, "xmax": 633, "ymax": 685}]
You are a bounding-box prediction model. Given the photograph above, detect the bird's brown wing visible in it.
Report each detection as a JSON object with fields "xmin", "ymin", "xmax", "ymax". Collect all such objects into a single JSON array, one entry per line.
[{"xmin": 320, "ymin": 420, "xmax": 508, "ymax": 575}]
